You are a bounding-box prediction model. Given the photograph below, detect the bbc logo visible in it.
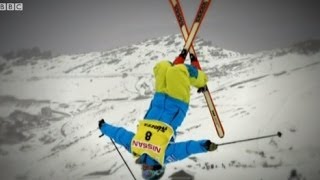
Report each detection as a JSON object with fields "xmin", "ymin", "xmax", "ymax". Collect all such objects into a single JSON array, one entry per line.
[{"xmin": 0, "ymin": 3, "xmax": 23, "ymax": 11}]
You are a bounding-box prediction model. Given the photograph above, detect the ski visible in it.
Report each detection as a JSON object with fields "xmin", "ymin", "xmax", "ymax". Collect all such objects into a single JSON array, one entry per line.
[
  {"xmin": 172, "ymin": 0, "xmax": 211, "ymax": 58},
  {"xmin": 169, "ymin": 0, "xmax": 225, "ymax": 138}
]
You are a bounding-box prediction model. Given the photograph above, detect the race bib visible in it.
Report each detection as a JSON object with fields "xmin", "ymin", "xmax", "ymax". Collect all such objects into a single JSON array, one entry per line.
[{"xmin": 131, "ymin": 120, "xmax": 174, "ymax": 165}]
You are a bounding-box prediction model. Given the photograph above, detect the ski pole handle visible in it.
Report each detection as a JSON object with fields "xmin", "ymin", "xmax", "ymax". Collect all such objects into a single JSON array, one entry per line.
[
  {"xmin": 218, "ymin": 131, "xmax": 282, "ymax": 146},
  {"xmin": 99, "ymin": 134, "xmax": 104, "ymax": 138}
]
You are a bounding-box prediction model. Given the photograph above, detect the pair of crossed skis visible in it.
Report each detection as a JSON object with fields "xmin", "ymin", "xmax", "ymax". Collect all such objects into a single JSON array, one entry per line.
[{"xmin": 169, "ymin": 0, "xmax": 225, "ymax": 138}]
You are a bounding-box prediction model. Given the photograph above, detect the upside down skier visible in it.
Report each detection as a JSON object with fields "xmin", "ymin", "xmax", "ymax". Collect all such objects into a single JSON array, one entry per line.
[{"xmin": 98, "ymin": 53, "xmax": 218, "ymax": 180}]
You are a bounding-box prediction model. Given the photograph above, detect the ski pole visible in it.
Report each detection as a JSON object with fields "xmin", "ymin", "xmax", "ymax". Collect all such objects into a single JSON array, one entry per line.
[
  {"xmin": 99, "ymin": 135, "xmax": 137, "ymax": 180},
  {"xmin": 217, "ymin": 131, "xmax": 282, "ymax": 146}
]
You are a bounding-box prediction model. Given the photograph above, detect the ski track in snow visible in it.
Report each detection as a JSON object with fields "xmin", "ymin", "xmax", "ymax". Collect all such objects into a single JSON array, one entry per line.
[{"xmin": 0, "ymin": 35, "xmax": 320, "ymax": 180}]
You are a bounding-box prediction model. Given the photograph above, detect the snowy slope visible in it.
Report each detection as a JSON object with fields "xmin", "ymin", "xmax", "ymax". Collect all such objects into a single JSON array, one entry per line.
[{"xmin": 0, "ymin": 36, "xmax": 319, "ymax": 180}]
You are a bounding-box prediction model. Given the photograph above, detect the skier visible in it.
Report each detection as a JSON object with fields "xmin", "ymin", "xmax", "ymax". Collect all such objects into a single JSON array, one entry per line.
[{"xmin": 99, "ymin": 53, "xmax": 218, "ymax": 180}]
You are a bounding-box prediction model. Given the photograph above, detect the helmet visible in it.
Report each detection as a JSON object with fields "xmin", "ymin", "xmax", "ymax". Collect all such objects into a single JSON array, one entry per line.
[{"xmin": 142, "ymin": 164, "xmax": 165, "ymax": 180}]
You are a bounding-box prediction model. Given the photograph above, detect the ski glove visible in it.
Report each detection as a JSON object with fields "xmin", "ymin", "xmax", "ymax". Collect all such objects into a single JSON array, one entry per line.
[
  {"xmin": 203, "ymin": 140, "xmax": 218, "ymax": 151},
  {"xmin": 98, "ymin": 119, "xmax": 106, "ymax": 129}
]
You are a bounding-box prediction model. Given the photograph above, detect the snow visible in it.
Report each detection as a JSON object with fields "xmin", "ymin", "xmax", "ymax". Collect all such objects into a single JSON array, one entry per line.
[{"xmin": 0, "ymin": 35, "xmax": 320, "ymax": 180}]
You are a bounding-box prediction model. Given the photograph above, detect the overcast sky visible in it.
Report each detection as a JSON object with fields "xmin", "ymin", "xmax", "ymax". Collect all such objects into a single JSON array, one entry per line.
[{"xmin": 0, "ymin": 0, "xmax": 319, "ymax": 55}]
